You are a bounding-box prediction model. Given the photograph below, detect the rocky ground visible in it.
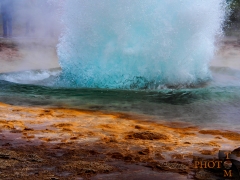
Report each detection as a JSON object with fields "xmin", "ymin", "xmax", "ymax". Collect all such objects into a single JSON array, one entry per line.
[{"xmin": 0, "ymin": 102, "xmax": 239, "ymax": 179}]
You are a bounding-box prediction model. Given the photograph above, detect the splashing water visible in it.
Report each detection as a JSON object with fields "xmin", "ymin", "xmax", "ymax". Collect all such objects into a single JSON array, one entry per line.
[{"xmin": 57, "ymin": 0, "xmax": 227, "ymax": 89}]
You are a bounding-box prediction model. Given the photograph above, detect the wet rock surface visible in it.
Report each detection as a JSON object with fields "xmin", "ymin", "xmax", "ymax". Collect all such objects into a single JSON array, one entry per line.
[{"xmin": 0, "ymin": 102, "xmax": 239, "ymax": 179}]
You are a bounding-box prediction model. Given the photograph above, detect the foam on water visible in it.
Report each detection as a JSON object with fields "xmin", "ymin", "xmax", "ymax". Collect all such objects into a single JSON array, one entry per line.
[
  {"xmin": 0, "ymin": 69, "xmax": 61, "ymax": 85},
  {"xmin": 57, "ymin": 0, "xmax": 227, "ymax": 89}
]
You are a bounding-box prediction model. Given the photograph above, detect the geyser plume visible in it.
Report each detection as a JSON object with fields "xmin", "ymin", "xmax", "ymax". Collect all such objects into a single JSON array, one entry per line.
[{"xmin": 58, "ymin": 0, "xmax": 227, "ymax": 89}]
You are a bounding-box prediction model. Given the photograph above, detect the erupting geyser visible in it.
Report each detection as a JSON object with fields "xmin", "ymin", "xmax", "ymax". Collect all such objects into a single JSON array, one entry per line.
[{"xmin": 58, "ymin": 0, "xmax": 227, "ymax": 89}]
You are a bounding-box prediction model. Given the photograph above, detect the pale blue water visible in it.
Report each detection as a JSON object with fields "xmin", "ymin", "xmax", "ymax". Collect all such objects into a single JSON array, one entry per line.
[
  {"xmin": 58, "ymin": 0, "xmax": 227, "ymax": 88},
  {"xmin": 0, "ymin": 66, "xmax": 239, "ymax": 131}
]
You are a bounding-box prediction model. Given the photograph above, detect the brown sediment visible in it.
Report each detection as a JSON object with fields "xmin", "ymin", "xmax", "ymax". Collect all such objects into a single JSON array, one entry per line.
[
  {"xmin": 199, "ymin": 148, "xmax": 219, "ymax": 155},
  {"xmin": 60, "ymin": 160, "xmax": 114, "ymax": 175},
  {"xmin": 199, "ymin": 130, "xmax": 240, "ymax": 141},
  {"xmin": 196, "ymin": 141, "xmax": 220, "ymax": 147},
  {"xmin": 0, "ymin": 41, "xmax": 20, "ymax": 62},
  {"xmin": 171, "ymin": 154, "xmax": 185, "ymax": 159},
  {"xmin": 0, "ymin": 102, "xmax": 239, "ymax": 179},
  {"xmin": 53, "ymin": 123, "xmax": 73, "ymax": 128},
  {"xmin": 0, "ymin": 41, "xmax": 17, "ymax": 50},
  {"xmin": 125, "ymin": 131, "xmax": 169, "ymax": 140}
]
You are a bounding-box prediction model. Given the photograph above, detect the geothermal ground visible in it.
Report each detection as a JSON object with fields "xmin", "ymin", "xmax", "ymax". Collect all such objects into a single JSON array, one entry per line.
[{"xmin": 0, "ymin": 102, "xmax": 239, "ymax": 179}]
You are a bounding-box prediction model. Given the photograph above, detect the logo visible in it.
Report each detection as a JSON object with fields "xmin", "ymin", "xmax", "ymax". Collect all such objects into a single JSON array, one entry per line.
[{"xmin": 191, "ymin": 148, "xmax": 240, "ymax": 179}]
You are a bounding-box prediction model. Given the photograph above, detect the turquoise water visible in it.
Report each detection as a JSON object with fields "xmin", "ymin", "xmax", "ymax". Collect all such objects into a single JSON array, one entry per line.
[
  {"xmin": 58, "ymin": 0, "xmax": 227, "ymax": 88},
  {"xmin": 0, "ymin": 66, "xmax": 239, "ymax": 131}
]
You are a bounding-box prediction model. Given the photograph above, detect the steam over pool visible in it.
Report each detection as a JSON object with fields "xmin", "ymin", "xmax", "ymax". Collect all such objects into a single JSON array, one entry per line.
[{"xmin": 57, "ymin": 0, "xmax": 227, "ymax": 89}]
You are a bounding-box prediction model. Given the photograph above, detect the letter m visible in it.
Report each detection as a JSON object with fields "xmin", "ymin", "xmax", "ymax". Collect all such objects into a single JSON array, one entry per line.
[{"xmin": 224, "ymin": 170, "xmax": 232, "ymax": 177}]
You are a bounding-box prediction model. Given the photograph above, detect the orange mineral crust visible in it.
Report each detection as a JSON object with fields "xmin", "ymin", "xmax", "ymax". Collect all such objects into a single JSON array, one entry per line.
[{"xmin": 0, "ymin": 102, "xmax": 239, "ymax": 179}]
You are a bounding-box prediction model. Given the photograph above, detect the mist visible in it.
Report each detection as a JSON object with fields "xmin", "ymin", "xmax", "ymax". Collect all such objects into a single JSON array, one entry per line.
[
  {"xmin": 0, "ymin": 0, "xmax": 63, "ymax": 74},
  {"xmin": 10, "ymin": 0, "xmax": 61, "ymax": 40}
]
